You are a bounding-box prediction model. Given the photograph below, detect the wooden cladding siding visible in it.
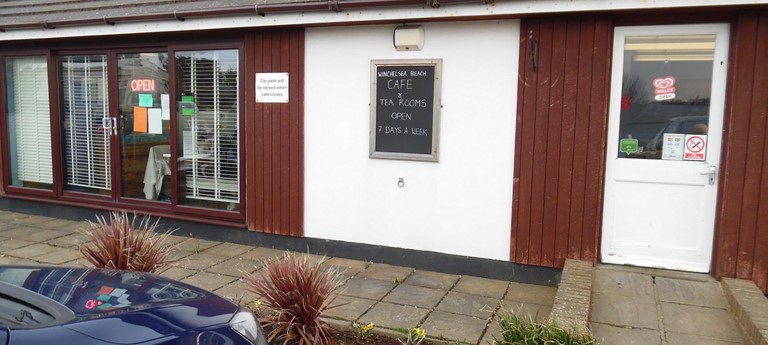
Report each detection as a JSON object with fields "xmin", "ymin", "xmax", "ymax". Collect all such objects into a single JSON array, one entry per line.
[
  {"xmin": 512, "ymin": 16, "xmax": 612, "ymax": 268},
  {"xmin": 244, "ymin": 30, "xmax": 304, "ymax": 237},
  {"xmin": 715, "ymin": 11, "xmax": 768, "ymax": 292}
]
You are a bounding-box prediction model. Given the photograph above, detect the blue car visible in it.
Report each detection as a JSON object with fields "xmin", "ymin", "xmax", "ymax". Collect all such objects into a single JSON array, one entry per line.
[{"xmin": 0, "ymin": 266, "xmax": 267, "ymax": 344}]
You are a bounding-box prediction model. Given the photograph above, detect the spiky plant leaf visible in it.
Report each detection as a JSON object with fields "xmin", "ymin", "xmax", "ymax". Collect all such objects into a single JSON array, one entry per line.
[
  {"xmin": 244, "ymin": 253, "xmax": 342, "ymax": 345},
  {"xmin": 78, "ymin": 211, "xmax": 176, "ymax": 273}
]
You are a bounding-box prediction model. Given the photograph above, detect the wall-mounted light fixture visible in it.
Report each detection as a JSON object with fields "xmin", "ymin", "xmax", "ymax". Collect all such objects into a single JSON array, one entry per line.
[
  {"xmin": 625, "ymin": 34, "xmax": 716, "ymax": 62},
  {"xmin": 393, "ymin": 25, "xmax": 425, "ymax": 51}
]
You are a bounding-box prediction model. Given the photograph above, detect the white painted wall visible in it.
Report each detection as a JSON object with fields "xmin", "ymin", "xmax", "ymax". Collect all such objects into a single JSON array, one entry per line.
[{"xmin": 304, "ymin": 20, "xmax": 519, "ymax": 260}]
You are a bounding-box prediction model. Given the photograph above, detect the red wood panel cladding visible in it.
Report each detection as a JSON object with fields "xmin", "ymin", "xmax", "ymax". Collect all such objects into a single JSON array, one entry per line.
[
  {"xmin": 714, "ymin": 11, "xmax": 768, "ymax": 292},
  {"xmin": 244, "ymin": 30, "xmax": 304, "ymax": 237},
  {"xmin": 512, "ymin": 16, "xmax": 612, "ymax": 268}
]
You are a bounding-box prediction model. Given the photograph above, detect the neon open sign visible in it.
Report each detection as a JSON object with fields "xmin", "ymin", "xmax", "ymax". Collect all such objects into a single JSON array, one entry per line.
[{"xmin": 131, "ymin": 79, "xmax": 156, "ymax": 92}]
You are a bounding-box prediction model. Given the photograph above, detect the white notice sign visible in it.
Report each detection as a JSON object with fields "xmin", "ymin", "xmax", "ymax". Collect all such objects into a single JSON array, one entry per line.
[
  {"xmin": 661, "ymin": 133, "xmax": 684, "ymax": 160},
  {"xmin": 148, "ymin": 108, "xmax": 163, "ymax": 134},
  {"xmin": 160, "ymin": 94, "xmax": 170, "ymax": 120},
  {"xmin": 256, "ymin": 73, "xmax": 289, "ymax": 103},
  {"xmin": 683, "ymin": 134, "xmax": 707, "ymax": 161}
]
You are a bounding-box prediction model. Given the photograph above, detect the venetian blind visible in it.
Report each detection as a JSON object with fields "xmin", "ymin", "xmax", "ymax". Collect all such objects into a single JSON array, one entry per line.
[
  {"xmin": 7, "ymin": 56, "xmax": 53, "ymax": 184},
  {"xmin": 61, "ymin": 55, "xmax": 111, "ymax": 190},
  {"xmin": 177, "ymin": 50, "xmax": 240, "ymax": 203}
]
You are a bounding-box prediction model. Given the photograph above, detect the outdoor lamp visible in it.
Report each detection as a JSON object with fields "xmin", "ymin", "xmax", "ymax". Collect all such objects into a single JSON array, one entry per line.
[{"xmin": 393, "ymin": 25, "xmax": 424, "ymax": 51}]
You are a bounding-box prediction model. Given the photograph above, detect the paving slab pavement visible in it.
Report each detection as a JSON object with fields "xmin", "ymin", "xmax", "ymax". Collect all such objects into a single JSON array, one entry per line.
[
  {"xmin": 590, "ymin": 265, "xmax": 747, "ymax": 345},
  {"xmin": 0, "ymin": 210, "xmax": 558, "ymax": 344},
  {"xmin": 13, "ymin": 210, "xmax": 762, "ymax": 345}
]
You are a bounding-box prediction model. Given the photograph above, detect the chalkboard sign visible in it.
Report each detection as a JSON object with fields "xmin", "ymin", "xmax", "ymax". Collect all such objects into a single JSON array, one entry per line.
[{"xmin": 370, "ymin": 59, "xmax": 442, "ymax": 162}]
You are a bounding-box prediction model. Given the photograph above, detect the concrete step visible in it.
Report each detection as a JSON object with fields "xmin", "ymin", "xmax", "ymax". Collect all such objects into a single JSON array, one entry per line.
[{"xmin": 722, "ymin": 278, "xmax": 768, "ymax": 345}]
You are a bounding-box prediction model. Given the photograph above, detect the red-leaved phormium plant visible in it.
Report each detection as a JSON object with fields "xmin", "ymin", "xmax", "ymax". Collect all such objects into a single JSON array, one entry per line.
[
  {"xmin": 78, "ymin": 211, "xmax": 176, "ymax": 273},
  {"xmin": 244, "ymin": 253, "xmax": 343, "ymax": 345}
]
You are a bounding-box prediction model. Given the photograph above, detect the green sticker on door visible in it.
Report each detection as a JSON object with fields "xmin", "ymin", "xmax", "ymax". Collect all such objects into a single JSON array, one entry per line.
[
  {"xmin": 180, "ymin": 95, "xmax": 195, "ymax": 116},
  {"xmin": 619, "ymin": 138, "xmax": 639, "ymax": 154},
  {"xmin": 138, "ymin": 94, "xmax": 153, "ymax": 107}
]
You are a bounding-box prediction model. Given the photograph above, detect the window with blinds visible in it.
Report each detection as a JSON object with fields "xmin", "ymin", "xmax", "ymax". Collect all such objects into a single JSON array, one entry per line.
[
  {"xmin": 4, "ymin": 56, "xmax": 53, "ymax": 188},
  {"xmin": 175, "ymin": 50, "xmax": 240, "ymax": 209},
  {"xmin": 60, "ymin": 55, "xmax": 111, "ymax": 191}
]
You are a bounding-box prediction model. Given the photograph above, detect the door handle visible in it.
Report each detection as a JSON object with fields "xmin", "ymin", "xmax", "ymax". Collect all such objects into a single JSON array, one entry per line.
[
  {"xmin": 102, "ymin": 117, "xmax": 117, "ymax": 136},
  {"xmin": 700, "ymin": 165, "xmax": 717, "ymax": 185},
  {"xmin": 102, "ymin": 117, "xmax": 111, "ymax": 133}
]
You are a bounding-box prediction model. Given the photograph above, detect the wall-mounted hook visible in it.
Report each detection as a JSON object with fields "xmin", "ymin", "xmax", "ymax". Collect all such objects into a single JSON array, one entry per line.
[{"xmin": 397, "ymin": 178, "xmax": 405, "ymax": 188}]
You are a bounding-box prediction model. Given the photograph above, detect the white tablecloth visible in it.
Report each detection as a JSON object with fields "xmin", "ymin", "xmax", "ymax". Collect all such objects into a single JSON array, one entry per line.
[{"xmin": 143, "ymin": 145, "xmax": 171, "ymax": 200}]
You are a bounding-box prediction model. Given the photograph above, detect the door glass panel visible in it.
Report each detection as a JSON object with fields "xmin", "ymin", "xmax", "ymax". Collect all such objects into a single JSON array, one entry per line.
[
  {"xmin": 117, "ymin": 53, "xmax": 170, "ymax": 201},
  {"xmin": 175, "ymin": 50, "xmax": 240, "ymax": 211},
  {"xmin": 617, "ymin": 34, "xmax": 715, "ymax": 159},
  {"xmin": 60, "ymin": 55, "xmax": 111, "ymax": 194},
  {"xmin": 5, "ymin": 56, "xmax": 53, "ymax": 189}
]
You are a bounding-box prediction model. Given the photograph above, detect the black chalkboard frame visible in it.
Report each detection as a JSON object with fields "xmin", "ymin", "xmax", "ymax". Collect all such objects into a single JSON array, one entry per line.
[{"xmin": 369, "ymin": 59, "xmax": 442, "ymax": 162}]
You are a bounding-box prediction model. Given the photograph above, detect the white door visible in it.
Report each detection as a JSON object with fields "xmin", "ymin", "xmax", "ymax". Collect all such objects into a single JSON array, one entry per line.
[{"xmin": 602, "ymin": 24, "xmax": 729, "ymax": 272}]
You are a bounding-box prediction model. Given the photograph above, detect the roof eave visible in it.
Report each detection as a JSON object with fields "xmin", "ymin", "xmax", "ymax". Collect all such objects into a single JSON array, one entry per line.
[{"xmin": 0, "ymin": 0, "xmax": 489, "ymax": 32}]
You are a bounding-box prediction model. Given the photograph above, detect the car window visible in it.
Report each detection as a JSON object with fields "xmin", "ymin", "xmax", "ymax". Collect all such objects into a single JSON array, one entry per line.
[
  {"xmin": 0, "ymin": 295, "xmax": 56, "ymax": 327},
  {"xmin": 0, "ymin": 281, "xmax": 75, "ymax": 328}
]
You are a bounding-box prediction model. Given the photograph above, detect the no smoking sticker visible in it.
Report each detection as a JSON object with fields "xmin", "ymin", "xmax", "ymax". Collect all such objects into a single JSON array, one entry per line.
[{"xmin": 683, "ymin": 134, "xmax": 707, "ymax": 161}]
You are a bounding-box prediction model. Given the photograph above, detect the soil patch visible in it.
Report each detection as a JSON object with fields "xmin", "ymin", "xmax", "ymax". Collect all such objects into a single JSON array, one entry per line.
[{"xmin": 332, "ymin": 328, "xmax": 404, "ymax": 345}]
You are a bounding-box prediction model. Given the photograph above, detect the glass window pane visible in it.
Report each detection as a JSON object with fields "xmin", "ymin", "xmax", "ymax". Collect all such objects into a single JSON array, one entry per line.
[
  {"xmin": 60, "ymin": 55, "xmax": 111, "ymax": 194},
  {"xmin": 175, "ymin": 49, "xmax": 239, "ymax": 211},
  {"xmin": 5, "ymin": 56, "xmax": 53, "ymax": 189},
  {"xmin": 618, "ymin": 34, "xmax": 715, "ymax": 159},
  {"xmin": 117, "ymin": 53, "xmax": 170, "ymax": 201}
]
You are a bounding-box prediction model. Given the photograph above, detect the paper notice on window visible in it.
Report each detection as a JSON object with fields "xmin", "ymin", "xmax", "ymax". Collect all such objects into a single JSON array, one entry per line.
[
  {"xmin": 138, "ymin": 94, "xmax": 154, "ymax": 107},
  {"xmin": 148, "ymin": 108, "xmax": 162, "ymax": 134},
  {"xmin": 133, "ymin": 107, "xmax": 148, "ymax": 133},
  {"xmin": 160, "ymin": 94, "xmax": 170, "ymax": 120},
  {"xmin": 661, "ymin": 133, "xmax": 684, "ymax": 160},
  {"xmin": 183, "ymin": 130, "xmax": 194, "ymax": 156}
]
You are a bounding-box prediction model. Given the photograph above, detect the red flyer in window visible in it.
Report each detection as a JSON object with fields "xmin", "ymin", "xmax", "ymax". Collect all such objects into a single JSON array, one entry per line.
[
  {"xmin": 653, "ymin": 76, "xmax": 676, "ymax": 101},
  {"xmin": 621, "ymin": 96, "xmax": 630, "ymax": 110}
]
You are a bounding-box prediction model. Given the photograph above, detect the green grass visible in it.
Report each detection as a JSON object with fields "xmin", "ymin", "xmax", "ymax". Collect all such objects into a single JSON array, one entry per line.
[{"xmin": 492, "ymin": 314, "xmax": 599, "ymax": 345}]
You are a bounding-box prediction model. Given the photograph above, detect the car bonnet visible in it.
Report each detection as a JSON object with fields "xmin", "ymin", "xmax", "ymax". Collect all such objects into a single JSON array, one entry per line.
[{"xmin": 0, "ymin": 267, "xmax": 238, "ymax": 344}]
